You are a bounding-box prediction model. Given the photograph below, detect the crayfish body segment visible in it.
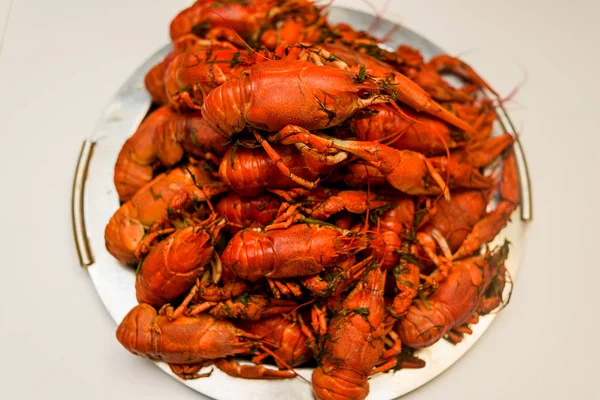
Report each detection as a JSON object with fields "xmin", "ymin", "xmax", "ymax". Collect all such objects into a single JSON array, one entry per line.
[
  {"xmin": 219, "ymin": 144, "xmax": 330, "ymax": 197},
  {"xmin": 116, "ymin": 304, "xmax": 297, "ymax": 380},
  {"xmin": 312, "ymin": 266, "xmax": 400, "ymax": 400},
  {"xmin": 222, "ymin": 223, "xmax": 367, "ymax": 282},
  {"xmin": 215, "ymin": 192, "xmax": 282, "ymax": 233},
  {"xmin": 202, "ymin": 60, "xmax": 383, "ymax": 137},
  {"xmin": 117, "ymin": 304, "xmax": 255, "ymax": 363}
]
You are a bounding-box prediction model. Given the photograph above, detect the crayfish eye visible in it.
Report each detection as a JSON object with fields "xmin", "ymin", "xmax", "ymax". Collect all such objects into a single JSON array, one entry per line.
[{"xmin": 357, "ymin": 89, "xmax": 372, "ymax": 99}]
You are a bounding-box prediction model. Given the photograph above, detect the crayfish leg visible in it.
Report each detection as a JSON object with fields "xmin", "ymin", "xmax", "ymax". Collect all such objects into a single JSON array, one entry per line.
[
  {"xmin": 135, "ymin": 228, "xmax": 176, "ymax": 259},
  {"xmin": 370, "ymin": 358, "xmax": 397, "ymax": 375},
  {"xmin": 452, "ymin": 200, "xmax": 516, "ymax": 260},
  {"xmin": 422, "ymin": 157, "xmax": 451, "ymax": 201},
  {"xmin": 446, "ymin": 331, "xmax": 463, "ymax": 344},
  {"xmin": 215, "ymin": 358, "xmax": 296, "ymax": 380},
  {"xmin": 251, "ymin": 352, "xmax": 270, "ymax": 364},
  {"xmin": 187, "ymin": 301, "xmax": 217, "ymax": 316},
  {"xmin": 269, "ymin": 125, "xmax": 349, "ymax": 166},
  {"xmin": 281, "ymin": 281, "xmax": 304, "ymax": 298},
  {"xmin": 264, "ymin": 204, "xmax": 303, "ymax": 231},
  {"xmin": 446, "ymin": 324, "xmax": 473, "ymax": 345},
  {"xmin": 389, "ymin": 262, "xmax": 420, "ymax": 318},
  {"xmin": 297, "ymin": 312, "xmax": 320, "ymax": 354},
  {"xmin": 211, "ymin": 253, "xmax": 222, "ymax": 283},
  {"xmin": 312, "ymin": 304, "xmax": 328, "ymax": 336},
  {"xmin": 172, "ymin": 89, "xmax": 204, "ymax": 113},
  {"xmin": 394, "ymin": 353, "xmax": 426, "ymax": 369},
  {"xmin": 454, "ymin": 325, "xmax": 473, "ymax": 335},
  {"xmin": 380, "ymin": 331, "xmax": 402, "ymax": 361},
  {"xmin": 370, "ymin": 326, "xmax": 403, "ymax": 375},
  {"xmin": 295, "ymin": 143, "xmax": 348, "ymax": 165},
  {"xmin": 253, "ymin": 131, "xmax": 320, "ymax": 189},
  {"xmin": 169, "ymin": 362, "xmax": 213, "ymax": 380},
  {"xmin": 267, "ymin": 279, "xmax": 284, "ymax": 299},
  {"xmin": 416, "ymin": 231, "xmax": 451, "ymax": 280},
  {"xmin": 348, "ymin": 256, "xmax": 372, "ymax": 282},
  {"xmin": 271, "ymin": 125, "xmax": 336, "ymax": 154},
  {"xmin": 168, "ymin": 280, "xmax": 202, "ymax": 320},
  {"xmin": 267, "ymin": 279, "xmax": 301, "ymax": 298}
]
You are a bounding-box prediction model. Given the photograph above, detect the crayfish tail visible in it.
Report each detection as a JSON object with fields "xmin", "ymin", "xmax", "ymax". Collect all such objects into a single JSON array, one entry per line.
[
  {"xmin": 312, "ymin": 367, "xmax": 368, "ymax": 400},
  {"xmin": 116, "ymin": 304, "xmax": 159, "ymax": 358}
]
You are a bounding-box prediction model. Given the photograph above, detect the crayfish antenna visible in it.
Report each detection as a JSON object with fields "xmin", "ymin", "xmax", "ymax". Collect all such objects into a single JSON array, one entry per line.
[
  {"xmin": 378, "ymin": 127, "xmax": 409, "ymax": 146},
  {"xmin": 315, "ymin": 0, "xmax": 335, "ymax": 13},
  {"xmin": 431, "ymin": 126, "xmax": 451, "ymax": 206},
  {"xmin": 422, "ymin": 157, "xmax": 450, "ymax": 202},
  {"xmin": 362, "ymin": 161, "xmax": 374, "ymax": 235},
  {"xmin": 492, "ymin": 68, "xmax": 527, "ymax": 111},
  {"xmin": 210, "ymin": 11, "xmax": 272, "ymax": 61},
  {"xmin": 387, "ymin": 98, "xmax": 422, "ymax": 126},
  {"xmin": 257, "ymin": 345, "xmax": 309, "ymax": 384},
  {"xmin": 365, "ymin": 0, "xmax": 401, "ymax": 45},
  {"xmin": 380, "ymin": 24, "xmax": 401, "ymax": 44},
  {"xmin": 362, "ymin": 0, "xmax": 392, "ymax": 34}
]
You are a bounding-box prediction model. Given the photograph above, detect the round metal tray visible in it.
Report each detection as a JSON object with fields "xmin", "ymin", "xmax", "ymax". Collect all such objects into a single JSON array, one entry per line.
[{"xmin": 71, "ymin": 6, "xmax": 532, "ymax": 400}]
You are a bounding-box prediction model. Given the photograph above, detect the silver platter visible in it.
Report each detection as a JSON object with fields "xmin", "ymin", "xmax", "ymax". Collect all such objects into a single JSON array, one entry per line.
[{"xmin": 71, "ymin": 6, "xmax": 532, "ymax": 400}]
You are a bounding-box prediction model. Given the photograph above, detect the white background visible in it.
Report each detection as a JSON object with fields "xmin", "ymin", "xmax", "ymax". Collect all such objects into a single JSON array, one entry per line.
[{"xmin": 1, "ymin": 0, "xmax": 599, "ymax": 399}]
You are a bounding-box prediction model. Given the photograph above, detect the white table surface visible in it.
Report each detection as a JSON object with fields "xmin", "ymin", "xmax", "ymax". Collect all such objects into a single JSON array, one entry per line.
[{"xmin": 1, "ymin": 0, "xmax": 599, "ymax": 399}]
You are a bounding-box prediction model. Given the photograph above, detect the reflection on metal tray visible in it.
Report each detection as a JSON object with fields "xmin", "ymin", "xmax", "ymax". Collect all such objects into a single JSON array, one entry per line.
[{"xmin": 71, "ymin": 6, "xmax": 532, "ymax": 400}]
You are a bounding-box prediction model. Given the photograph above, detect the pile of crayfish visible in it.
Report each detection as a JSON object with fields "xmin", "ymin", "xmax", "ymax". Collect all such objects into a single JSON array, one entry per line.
[{"xmin": 106, "ymin": 1, "xmax": 520, "ymax": 399}]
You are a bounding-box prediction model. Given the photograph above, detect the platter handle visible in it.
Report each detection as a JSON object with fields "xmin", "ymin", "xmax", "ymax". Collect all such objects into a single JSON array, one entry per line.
[{"xmin": 72, "ymin": 140, "xmax": 95, "ymax": 268}]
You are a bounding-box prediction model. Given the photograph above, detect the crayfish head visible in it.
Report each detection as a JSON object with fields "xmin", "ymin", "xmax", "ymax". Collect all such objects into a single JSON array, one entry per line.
[{"xmin": 347, "ymin": 66, "xmax": 388, "ymax": 108}]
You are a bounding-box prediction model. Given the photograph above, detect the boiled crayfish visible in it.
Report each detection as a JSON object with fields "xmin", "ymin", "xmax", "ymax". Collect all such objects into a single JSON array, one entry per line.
[{"xmin": 105, "ymin": 2, "xmax": 524, "ymax": 399}]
